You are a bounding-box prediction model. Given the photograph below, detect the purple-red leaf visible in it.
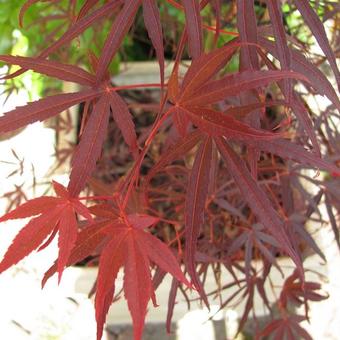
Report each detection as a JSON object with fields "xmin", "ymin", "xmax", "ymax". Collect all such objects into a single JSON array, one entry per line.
[
  {"xmin": 185, "ymin": 135, "xmax": 212, "ymax": 301},
  {"xmin": 258, "ymin": 315, "xmax": 312, "ymax": 340},
  {"xmin": 210, "ymin": 0, "xmax": 221, "ymax": 45},
  {"xmin": 57, "ymin": 205, "xmax": 78, "ymax": 282},
  {"xmin": 267, "ymin": 0, "xmax": 292, "ymax": 98},
  {"xmin": 173, "ymin": 106, "xmax": 190, "ymax": 137},
  {"xmin": 68, "ymin": 94, "xmax": 110, "ymax": 196},
  {"xmin": 0, "ymin": 182, "xmax": 92, "ymax": 279},
  {"xmin": 127, "ymin": 214, "xmax": 159, "ymax": 230},
  {"xmin": 0, "ymin": 207, "xmax": 63, "ymax": 274},
  {"xmin": 258, "ymin": 47, "xmax": 321, "ymax": 155},
  {"xmin": 236, "ymin": 0, "xmax": 261, "ymax": 177},
  {"xmin": 180, "ymin": 106, "xmax": 280, "ymax": 141},
  {"xmin": 290, "ymin": 95, "xmax": 321, "ymax": 156},
  {"xmin": 259, "ymin": 37, "xmax": 340, "ymax": 110},
  {"xmin": 96, "ymin": 0, "xmax": 141, "ymax": 83},
  {"xmin": 0, "ymin": 196, "xmax": 62, "ymax": 222},
  {"xmin": 0, "ymin": 55, "xmax": 95, "ymax": 86},
  {"xmin": 215, "ymin": 137, "xmax": 303, "ymax": 277},
  {"xmin": 123, "ymin": 231, "xmax": 152, "ymax": 340},
  {"xmin": 42, "ymin": 220, "xmax": 113, "ymax": 287},
  {"xmin": 142, "ymin": 0, "xmax": 164, "ymax": 86},
  {"xmin": 294, "ymin": 0, "xmax": 340, "ymax": 89},
  {"xmin": 182, "ymin": 0, "xmax": 203, "ymax": 59},
  {"xmin": 167, "ymin": 63, "xmax": 180, "ymax": 103},
  {"xmin": 236, "ymin": 0, "xmax": 259, "ymax": 70},
  {"xmin": 166, "ymin": 278, "xmax": 179, "ymax": 333},
  {"xmin": 180, "ymin": 40, "xmax": 240, "ymax": 100},
  {"xmin": 184, "ymin": 70, "xmax": 307, "ymax": 106},
  {"xmin": 95, "ymin": 230, "xmax": 127, "ymax": 340},
  {"xmin": 93, "ymin": 213, "xmax": 190, "ymax": 340},
  {"xmin": 245, "ymin": 138, "xmax": 339, "ymax": 174},
  {"xmin": 108, "ymin": 91, "xmax": 138, "ymax": 157},
  {"xmin": 0, "ymin": 89, "xmax": 101, "ymax": 133},
  {"xmin": 43, "ymin": 0, "xmax": 121, "ymax": 58},
  {"xmin": 139, "ymin": 231, "xmax": 190, "ymax": 285}
]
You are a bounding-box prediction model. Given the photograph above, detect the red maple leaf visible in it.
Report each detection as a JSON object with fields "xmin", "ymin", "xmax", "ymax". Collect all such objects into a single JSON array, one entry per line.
[
  {"xmin": 0, "ymin": 181, "xmax": 92, "ymax": 282},
  {"xmin": 258, "ymin": 314, "xmax": 313, "ymax": 340},
  {"xmin": 94, "ymin": 212, "xmax": 192, "ymax": 340},
  {"xmin": 41, "ymin": 208, "xmax": 192, "ymax": 340}
]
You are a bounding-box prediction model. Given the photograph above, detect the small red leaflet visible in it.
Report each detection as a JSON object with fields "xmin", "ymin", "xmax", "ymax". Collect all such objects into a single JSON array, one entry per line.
[{"xmin": 0, "ymin": 181, "xmax": 92, "ymax": 282}]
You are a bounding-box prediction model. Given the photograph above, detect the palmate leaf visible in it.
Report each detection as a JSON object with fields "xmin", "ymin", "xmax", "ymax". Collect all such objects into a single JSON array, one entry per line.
[
  {"xmin": 0, "ymin": 181, "xmax": 92, "ymax": 282},
  {"xmin": 258, "ymin": 315, "xmax": 312, "ymax": 340},
  {"xmin": 168, "ymin": 48, "xmax": 310, "ymax": 148},
  {"xmin": 1, "ymin": 2, "xmax": 338, "ymax": 340},
  {"xmin": 0, "ymin": 89, "xmax": 101, "ymax": 133},
  {"xmin": 219, "ymin": 276, "xmax": 271, "ymax": 334},
  {"xmin": 279, "ymin": 270, "xmax": 328, "ymax": 309},
  {"xmin": 94, "ymin": 212, "xmax": 191, "ymax": 340},
  {"xmin": 228, "ymin": 224, "xmax": 282, "ymax": 283},
  {"xmin": 215, "ymin": 137, "xmax": 303, "ymax": 277}
]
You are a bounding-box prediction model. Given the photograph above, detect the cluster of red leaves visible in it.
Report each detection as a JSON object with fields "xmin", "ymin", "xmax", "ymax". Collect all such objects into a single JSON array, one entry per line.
[{"xmin": 0, "ymin": 1, "xmax": 339, "ymax": 339}]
